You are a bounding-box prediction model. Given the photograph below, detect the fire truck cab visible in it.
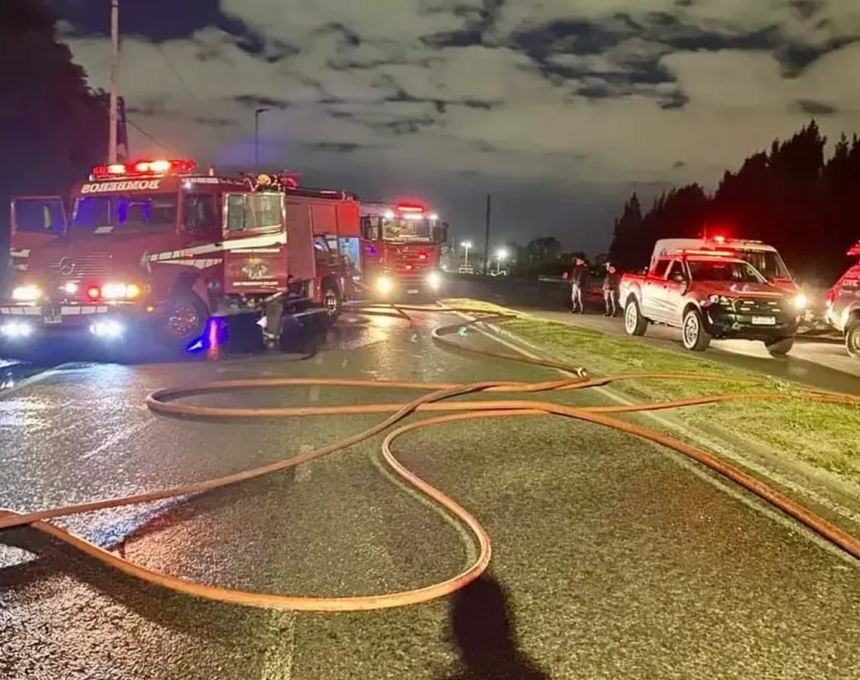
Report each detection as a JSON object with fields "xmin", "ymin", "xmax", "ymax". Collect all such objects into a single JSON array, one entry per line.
[
  {"xmin": 651, "ymin": 236, "xmax": 799, "ymax": 295},
  {"xmin": 0, "ymin": 159, "xmax": 351, "ymax": 350},
  {"xmin": 359, "ymin": 201, "xmax": 447, "ymax": 299}
]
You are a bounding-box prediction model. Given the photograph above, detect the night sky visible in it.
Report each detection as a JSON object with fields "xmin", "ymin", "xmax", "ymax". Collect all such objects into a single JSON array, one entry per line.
[{"xmin": 51, "ymin": 1, "xmax": 858, "ymax": 254}]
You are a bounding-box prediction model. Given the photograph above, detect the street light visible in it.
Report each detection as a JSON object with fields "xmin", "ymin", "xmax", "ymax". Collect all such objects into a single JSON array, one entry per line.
[
  {"xmin": 495, "ymin": 247, "xmax": 508, "ymax": 274},
  {"xmin": 461, "ymin": 241, "xmax": 472, "ymax": 268},
  {"xmin": 254, "ymin": 107, "xmax": 268, "ymax": 169}
]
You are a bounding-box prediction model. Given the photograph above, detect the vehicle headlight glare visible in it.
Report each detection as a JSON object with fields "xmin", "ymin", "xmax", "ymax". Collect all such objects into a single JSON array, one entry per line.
[
  {"xmin": 376, "ymin": 276, "xmax": 393, "ymax": 293},
  {"xmin": 794, "ymin": 293, "xmax": 807, "ymax": 310},
  {"xmin": 427, "ymin": 271, "xmax": 442, "ymax": 289},
  {"xmin": 11, "ymin": 285, "xmax": 40, "ymax": 302}
]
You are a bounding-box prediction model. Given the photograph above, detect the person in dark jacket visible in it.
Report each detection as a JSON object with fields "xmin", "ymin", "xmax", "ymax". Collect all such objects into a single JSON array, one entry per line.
[
  {"xmin": 569, "ymin": 256, "xmax": 588, "ymax": 313},
  {"xmin": 603, "ymin": 264, "xmax": 620, "ymax": 316}
]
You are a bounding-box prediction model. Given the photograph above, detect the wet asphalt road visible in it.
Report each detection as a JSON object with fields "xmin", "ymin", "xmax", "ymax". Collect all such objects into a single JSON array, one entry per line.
[{"xmin": 1, "ymin": 308, "xmax": 860, "ymax": 679}]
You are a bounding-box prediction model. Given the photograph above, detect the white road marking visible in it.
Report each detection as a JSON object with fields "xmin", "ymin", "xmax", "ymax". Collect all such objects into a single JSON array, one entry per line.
[
  {"xmin": 260, "ymin": 611, "xmax": 295, "ymax": 679},
  {"xmin": 80, "ymin": 420, "xmax": 155, "ymax": 460},
  {"xmin": 295, "ymin": 444, "xmax": 313, "ymax": 483}
]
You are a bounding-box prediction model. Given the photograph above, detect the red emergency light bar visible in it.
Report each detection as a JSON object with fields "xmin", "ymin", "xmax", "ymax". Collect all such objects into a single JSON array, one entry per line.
[
  {"xmin": 848, "ymin": 240, "xmax": 860, "ymax": 257},
  {"xmin": 677, "ymin": 249, "xmax": 736, "ymax": 257},
  {"xmin": 91, "ymin": 159, "xmax": 197, "ymax": 179},
  {"xmin": 395, "ymin": 203, "xmax": 426, "ymax": 214}
]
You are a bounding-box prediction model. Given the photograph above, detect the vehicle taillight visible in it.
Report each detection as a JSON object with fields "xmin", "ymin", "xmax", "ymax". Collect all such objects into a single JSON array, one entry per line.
[
  {"xmin": 418, "ymin": 252, "xmax": 427, "ymax": 260},
  {"xmin": 87, "ymin": 286, "xmax": 101, "ymax": 300}
]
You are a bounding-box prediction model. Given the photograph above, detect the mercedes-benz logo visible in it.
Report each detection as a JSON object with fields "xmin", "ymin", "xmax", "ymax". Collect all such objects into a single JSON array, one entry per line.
[{"xmin": 57, "ymin": 256, "xmax": 75, "ymax": 275}]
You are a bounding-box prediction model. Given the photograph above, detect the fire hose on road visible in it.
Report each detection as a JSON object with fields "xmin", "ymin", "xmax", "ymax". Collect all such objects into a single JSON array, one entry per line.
[{"xmin": 1, "ymin": 304, "xmax": 859, "ymax": 612}]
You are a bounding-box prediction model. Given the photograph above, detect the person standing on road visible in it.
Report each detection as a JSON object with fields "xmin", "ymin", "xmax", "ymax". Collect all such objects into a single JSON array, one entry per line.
[
  {"xmin": 603, "ymin": 264, "xmax": 620, "ymax": 317},
  {"xmin": 569, "ymin": 256, "xmax": 588, "ymax": 314}
]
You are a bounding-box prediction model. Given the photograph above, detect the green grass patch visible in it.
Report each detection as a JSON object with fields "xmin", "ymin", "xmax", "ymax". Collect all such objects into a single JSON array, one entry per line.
[{"xmin": 442, "ymin": 298, "xmax": 860, "ymax": 485}]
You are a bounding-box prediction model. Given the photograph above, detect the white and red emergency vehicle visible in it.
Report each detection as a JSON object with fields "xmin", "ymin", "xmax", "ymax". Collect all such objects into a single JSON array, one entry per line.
[
  {"xmin": 359, "ymin": 201, "xmax": 448, "ymax": 299},
  {"xmin": 0, "ymin": 159, "xmax": 355, "ymax": 349},
  {"xmin": 651, "ymin": 236, "xmax": 800, "ymax": 295}
]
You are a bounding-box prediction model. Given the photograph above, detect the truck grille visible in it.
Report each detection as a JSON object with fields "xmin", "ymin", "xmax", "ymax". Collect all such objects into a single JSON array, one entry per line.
[
  {"xmin": 46, "ymin": 253, "xmax": 112, "ymax": 282},
  {"xmin": 735, "ymin": 299, "xmax": 783, "ymax": 315}
]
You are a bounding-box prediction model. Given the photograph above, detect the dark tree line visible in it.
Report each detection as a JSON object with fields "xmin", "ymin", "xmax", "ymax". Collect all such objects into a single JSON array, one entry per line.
[
  {"xmin": 609, "ymin": 121, "xmax": 860, "ymax": 285},
  {"xmin": 0, "ymin": 0, "xmax": 108, "ymax": 284}
]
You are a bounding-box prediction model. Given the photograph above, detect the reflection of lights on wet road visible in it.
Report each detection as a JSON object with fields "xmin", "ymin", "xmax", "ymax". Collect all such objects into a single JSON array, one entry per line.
[{"xmin": 371, "ymin": 315, "xmax": 397, "ymax": 328}]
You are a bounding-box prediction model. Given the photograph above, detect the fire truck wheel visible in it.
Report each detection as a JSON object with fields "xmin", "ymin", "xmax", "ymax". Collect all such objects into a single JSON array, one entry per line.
[
  {"xmin": 162, "ymin": 293, "xmax": 208, "ymax": 347},
  {"xmin": 322, "ymin": 281, "xmax": 341, "ymax": 319},
  {"xmin": 845, "ymin": 319, "xmax": 860, "ymax": 359},
  {"xmin": 764, "ymin": 336, "xmax": 795, "ymax": 356},
  {"xmin": 681, "ymin": 307, "xmax": 711, "ymax": 351}
]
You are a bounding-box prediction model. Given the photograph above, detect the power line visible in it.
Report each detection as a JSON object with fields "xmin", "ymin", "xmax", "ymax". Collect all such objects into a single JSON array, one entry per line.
[
  {"xmin": 157, "ymin": 43, "xmax": 197, "ymax": 102},
  {"xmin": 126, "ymin": 117, "xmax": 170, "ymax": 152}
]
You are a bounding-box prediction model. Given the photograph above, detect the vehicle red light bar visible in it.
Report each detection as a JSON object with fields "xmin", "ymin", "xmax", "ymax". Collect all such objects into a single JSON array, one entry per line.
[
  {"xmin": 91, "ymin": 159, "xmax": 196, "ymax": 179},
  {"xmin": 395, "ymin": 203, "xmax": 426, "ymax": 214},
  {"xmin": 848, "ymin": 240, "xmax": 860, "ymax": 257},
  {"xmin": 677, "ymin": 249, "xmax": 735, "ymax": 257}
]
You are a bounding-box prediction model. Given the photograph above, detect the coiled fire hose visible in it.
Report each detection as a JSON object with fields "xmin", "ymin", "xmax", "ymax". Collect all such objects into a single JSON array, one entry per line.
[{"xmin": 1, "ymin": 304, "xmax": 859, "ymax": 612}]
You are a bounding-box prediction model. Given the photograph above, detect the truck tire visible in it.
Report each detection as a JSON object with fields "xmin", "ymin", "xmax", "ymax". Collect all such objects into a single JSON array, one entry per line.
[
  {"xmin": 161, "ymin": 292, "xmax": 208, "ymax": 349},
  {"xmin": 845, "ymin": 319, "xmax": 860, "ymax": 359},
  {"xmin": 624, "ymin": 297, "xmax": 648, "ymax": 336},
  {"xmin": 764, "ymin": 336, "xmax": 794, "ymax": 356},
  {"xmin": 681, "ymin": 307, "xmax": 711, "ymax": 351},
  {"xmin": 322, "ymin": 280, "xmax": 341, "ymax": 320}
]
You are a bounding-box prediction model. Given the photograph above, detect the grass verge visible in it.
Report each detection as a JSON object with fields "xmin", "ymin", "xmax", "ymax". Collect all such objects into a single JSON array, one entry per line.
[{"xmin": 442, "ymin": 298, "xmax": 860, "ymax": 485}]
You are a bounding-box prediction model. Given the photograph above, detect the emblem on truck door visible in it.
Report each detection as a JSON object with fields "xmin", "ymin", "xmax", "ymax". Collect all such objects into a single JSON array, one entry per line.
[{"xmin": 242, "ymin": 261, "xmax": 270, "ymax": 280}]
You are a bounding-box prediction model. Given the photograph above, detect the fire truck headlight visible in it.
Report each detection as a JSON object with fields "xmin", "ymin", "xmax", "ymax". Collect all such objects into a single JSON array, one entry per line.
[
  {"xmin": 376, "ymin": 276, "xmax": 393, "ymax": 293},
  {"xmin": 90, "ymin": 320, "xmax": 124, "ymax": 338},
  {"xmin": 426, "ymin": 271, "xmax": 442, "ymax": 290},
  {"xmin": 11, "ymin": 285, "xmax": 41, "ymax": 302},
  {"xmin": 793, "ymin": 293, "xmax": 807, "ymax": 310},
  {"xmin": 1, "ymin": 320, "xmax": 33, "ymax": 338}
]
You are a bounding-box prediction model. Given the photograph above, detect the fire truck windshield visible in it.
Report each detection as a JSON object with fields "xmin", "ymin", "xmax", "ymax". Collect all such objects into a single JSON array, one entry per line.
[
  {"xmin": 363, "ymin": 216, "xmax": 440, "ymax": 243},
  {"xmin": 737, "ymin": 249, "xmax": 792, "ymax": 280},
  {"xmin": 70, "ymin": 194, "xmax": 178, "ymax": 234},
  {"xmin": 688, "ymin": 260, "xmax": 767, "ymax": 283}
]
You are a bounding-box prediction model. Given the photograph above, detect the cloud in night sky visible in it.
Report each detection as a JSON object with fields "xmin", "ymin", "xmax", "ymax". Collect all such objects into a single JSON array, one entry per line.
[{"xmin": 53, "ymin": 0, "xmax": 860, "ymax": 251}]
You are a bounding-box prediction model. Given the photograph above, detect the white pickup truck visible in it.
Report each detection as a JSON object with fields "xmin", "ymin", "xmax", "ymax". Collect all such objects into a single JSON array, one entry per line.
[{"xmin": 620, "ymin": 249, "xmax": 805, "ymax": 353}]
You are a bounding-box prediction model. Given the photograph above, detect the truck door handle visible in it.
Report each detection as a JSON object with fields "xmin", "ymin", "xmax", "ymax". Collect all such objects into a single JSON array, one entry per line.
[{"xmin": 662, "ymin": 285, "xmax": 668, "ymax": 289}]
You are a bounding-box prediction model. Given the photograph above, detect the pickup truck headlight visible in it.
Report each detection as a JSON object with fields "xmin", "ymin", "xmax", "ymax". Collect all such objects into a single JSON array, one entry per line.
[
  {"xmin": 705, "ymin": 294, "xmax": 734, "ymax": 307},
  {"xmin": 793, "ymin": 293, "xmax": 807, "ymax": 310}
]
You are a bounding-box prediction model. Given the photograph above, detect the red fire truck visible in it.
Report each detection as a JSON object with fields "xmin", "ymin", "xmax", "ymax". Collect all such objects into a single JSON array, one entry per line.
[
  {"xmin": 0, "ymin": 159, "xmax": 355, "ymax": 349},
  {"xmin": 359, "ymin": 201, "xmax": 448, "ymax": 299}
]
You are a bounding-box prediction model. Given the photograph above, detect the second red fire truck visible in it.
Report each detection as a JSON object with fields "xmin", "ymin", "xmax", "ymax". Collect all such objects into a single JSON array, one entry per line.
[
  {"xmin": 359, "ymin": 201, "xmax": 448, "ymax": 300},
  {"xmin": 1, "ymin": 159, "xmax": 358, "ymax": 350}
]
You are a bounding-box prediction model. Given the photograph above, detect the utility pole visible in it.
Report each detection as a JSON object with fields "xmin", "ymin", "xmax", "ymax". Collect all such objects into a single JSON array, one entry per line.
[
  {"xmin": 108, "ymin": 0, "xmax": 120, "ymax": 163},
  {"xmin": 254, "ymin": 107, "xmax": 268, "ymax": 169},
  {"xmin": 482, "ymin": 193, "xmax": 491, "ymax": 274}
]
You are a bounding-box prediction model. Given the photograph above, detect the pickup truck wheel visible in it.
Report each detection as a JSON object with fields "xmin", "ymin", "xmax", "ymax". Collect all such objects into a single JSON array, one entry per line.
[
  {"xmin": 681, "ymin": 308, "xmax": 711, "ymax": 351},
  {"xmin": 764, "ymin": 336, "xmax": 794, "ymax": 356},
  {"xmin": 624, "ymin": 298, "xmax": 648, "ymax": 336},
  {"xmin": 845, "ymin": 320, "xmax": 860, "ymax": 359}
]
